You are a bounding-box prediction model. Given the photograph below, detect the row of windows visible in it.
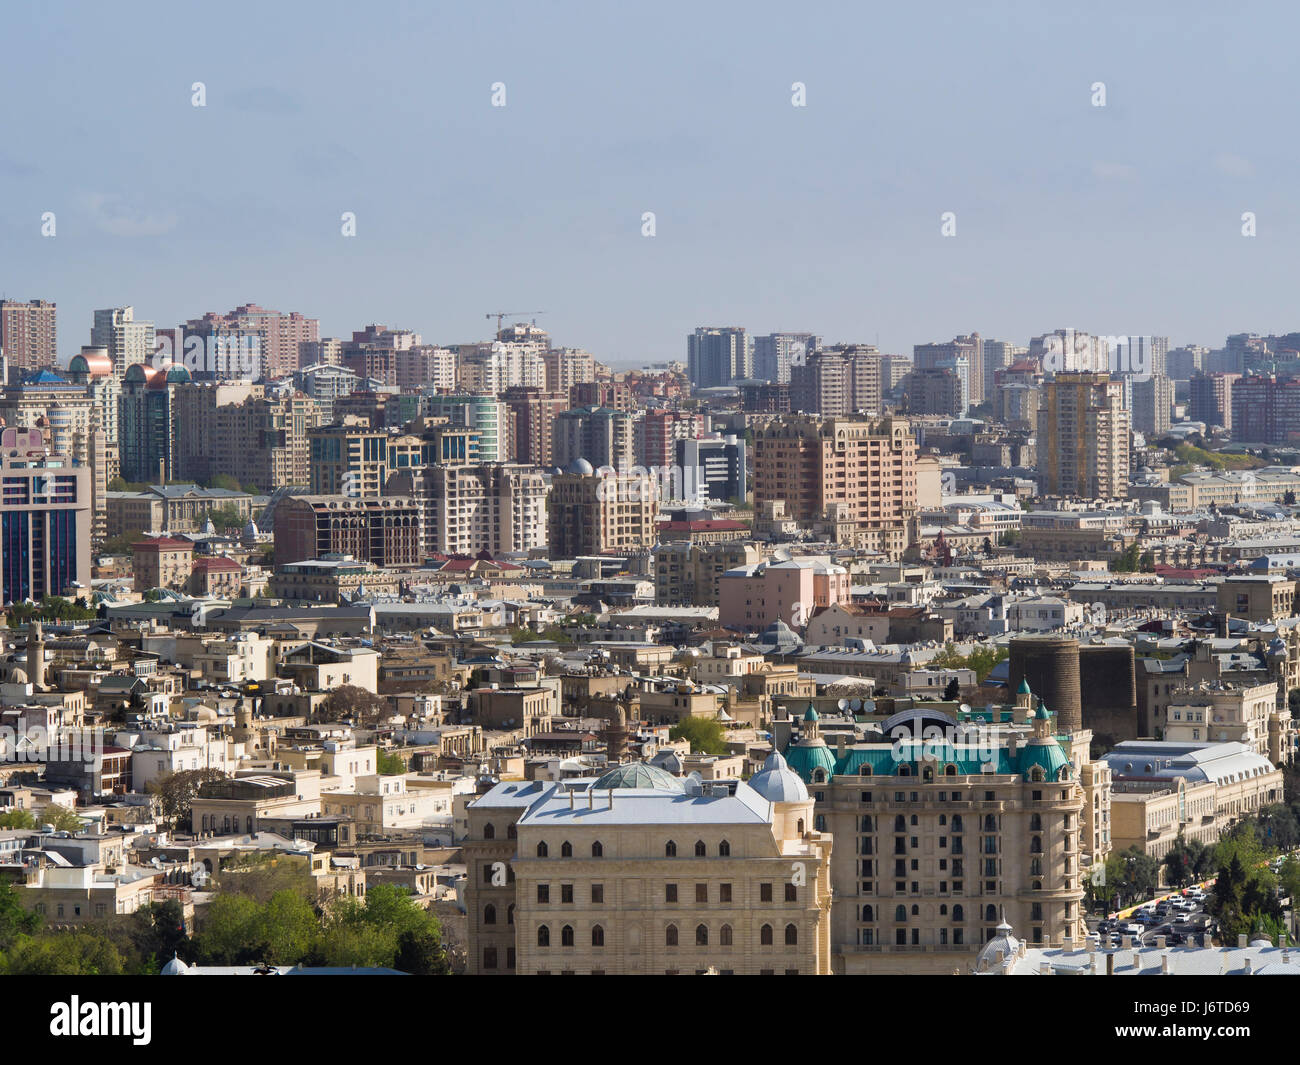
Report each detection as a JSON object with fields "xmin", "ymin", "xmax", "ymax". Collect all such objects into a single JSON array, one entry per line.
[
  {"xmin": 533, "ymin": 882, "xmax": 799, "ymax": 904},
  {"xmin": 536, "ymin": 923, "xmax": 800, "ymax": 947},
  {"xmin": 489, "ymin": 837, "xmax": 737, "ymax": 858}
]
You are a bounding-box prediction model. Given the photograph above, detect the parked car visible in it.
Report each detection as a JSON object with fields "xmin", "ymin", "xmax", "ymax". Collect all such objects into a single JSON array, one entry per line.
[{"xmin": 1120, "ymin": 922, "xmax": 1144, "ymax": 937}]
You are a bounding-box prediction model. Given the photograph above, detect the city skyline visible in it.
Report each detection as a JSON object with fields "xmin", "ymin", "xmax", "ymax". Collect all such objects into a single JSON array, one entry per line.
[{"xmin": 4, "ymin": 1, "xmax": 1299, "ymax": 365}]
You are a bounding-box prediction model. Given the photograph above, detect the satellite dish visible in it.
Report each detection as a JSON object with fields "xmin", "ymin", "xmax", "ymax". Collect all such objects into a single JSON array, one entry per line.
[
  {"xmin": 959, "ymin": 704, "xmax": 972, "ymax": 714},
  {"xmin": 837, "ymin": 698, "xmax": 848, "ymax": 711},
  {"xmin": 849, "ymin": 698, "xmax": 861, "ymax": 711}
]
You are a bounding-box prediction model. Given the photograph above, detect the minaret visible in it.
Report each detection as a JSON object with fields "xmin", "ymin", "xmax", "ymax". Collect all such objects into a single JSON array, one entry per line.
[{"xmin": 27, "ymin": 620, "xmax": 45, "ymax": 690}]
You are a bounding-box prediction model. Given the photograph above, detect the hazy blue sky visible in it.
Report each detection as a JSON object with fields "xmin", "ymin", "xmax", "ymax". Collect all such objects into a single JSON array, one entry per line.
[{"xmin": 1, "ymin": 0, "xmax": 1296, "ymax": 366}]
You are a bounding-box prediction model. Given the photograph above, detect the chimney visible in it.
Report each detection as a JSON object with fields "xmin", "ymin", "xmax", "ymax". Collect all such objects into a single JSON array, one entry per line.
[
  {"xmin": 568, "ymin": 788, "xmax": 574, "ymax": 809},
  {"xmin": 1161, "ymin": 953, "xmax": 1170, "ymax": 975},
  {"xmin": 1155, "ymin": 935, "xmax": 1165, "ymax": 949},
  {"xmin": 1106, "ymin": 952, "xmax": 1115, "ymax": 976},
  {"xmin": 1238, "ymin": 933, "xmax": 1247, "ymax": 948},
  {"xmin": 1244, "ymin": 957, "xmax": 1253, "ymax": 975},
  {"xmin": 1038, "ymin": 962, "xmax": 1051, "ymax": 975}
]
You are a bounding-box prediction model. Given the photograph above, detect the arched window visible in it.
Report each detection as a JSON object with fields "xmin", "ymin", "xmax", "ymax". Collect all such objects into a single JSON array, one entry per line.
[
  {"xmin": 944, "ymin": 764, "xmax": 957, "ymax": 776},
  {"xmin": 483, "ymin": 823, "xmax": 495, "ymax": 840},
  {"xmin": 507, "ymin": 824, "xmax": 517, "ymax": 839},
  {"xmin": 560, "ymin": 841, "xmax": 573, "ymax": 858},
  {"xmin": 484, "ymin": 904, "xmax": 496, "ymax": 925},
  {"xmin": 938, "ymin": 814, "xmax": 947, "ymax": 826},
  {"xmin": 1031, "ymin": 836, "xmax": 1042, "ymax": 853},
  {"xmin": 760, "ymin": 924, "xmax": 773, "ymax": 945},
  {"xmin": 536, "ymin": 842, "xmax": 548, "ymax": 858},
  {"xmin": 561, "ymin": 925, "xmax": 574, "ymax": 947},
  {"xmin": 983, "ymin": 814, "xmax": 997, "ymax": 831},
  {"xmin": 797, "ymin": 819, "xmax": 805, "ymax": 835},
  {"xmin": 1029, "ymin": 813, "xmax": 1042, "ymax": 831},
  {"xmin": 922, "ymin": 766, "xmax": 934, "ymax": 782},
  {"xmin": 591, "ymin": 925, "xmax": 605, "ymax": 947},
  {"xmin": 953, "ymin": 905, "xmax": 964, "ymax": 922},
  {"xmin": 895, "ymin": 905, "xmax": 907, "ymax": 922},
  {"xmin": 665, "ymin": 924, "xmax": 679, "ymax": 947},
  {"xmin": 507, "ymin": 904, "xmax": 515, "ymax": 926},
  {"xmin": 1030, "ymin": 766, "xmax": 1045, "ymax": 782},
  {"xmin": 911, "ymin": 905, "xmax": 919, "ymax": 917},
  {"xmin": 952, "ymin": 815, "xmax": 963, "ymax": 832},
  {"xmin": 863, "ymin": 905, "xmax": 874, "ymax": 921},
  {"xmin": 537, "ymin": 925, "xmax": 550, "ymax": 948},
  {"xmin": 696, "ymin": 924, "xmax": 709, "ymax": 946},
  {"xmin": 665, "ymin": 840, "xmax": 677, "ymax": 858},
  {"xmin": 813, "ymin": 768, "xmax": 826, "ymax": 783},
  {"xmin": 591, "ymin": 841, "xmax": 603, "ymax": 858},
  {"xmin": 720, "ymin": 924, "xmax": 733, "ymax": 946},
  {"xmin": 719, "ymin": 840, "xmax": 730, "ymax": 856},
  {"xmin": 898, "ymin": 764, "xmax": 910, "ymax": 776},
  {"xmin": 894, "ymin": 815, "xmax": 906, "ymax": 832},
  {"xmin": 985, "ymin": 904, "xmax": 997, "ymax": 922},
  {"xmin": 694, "ymin": 840, "xmax": 706, "ymax": 857},
  {"xmin": 785, "ymin": 923, "xmax": 798, "ymax": 945}
]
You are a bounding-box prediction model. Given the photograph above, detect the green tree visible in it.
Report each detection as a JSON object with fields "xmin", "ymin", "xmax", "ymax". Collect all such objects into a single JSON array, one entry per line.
[
  {"xmin": 193, "ymin": 893, "xmax": 262, "ymax": 964},
  {"xmin": 942, "ymin": 676, "xmax": 960, "ymax": 701},
  {"xmin": 669, "ymin": 716, "xmax": 729, "ymax": 756},
  {"xmin": 319, "ymin": 685, "xmax": 390, "ymax": 726},
  {"xmin": 147, "ymin": 768, "xmax": 229, "ymax": 830},
  {"xmin": 0, "ymin": 809, "xmax": 36, "ymax": 830},
  {"xmin": 0, "ymin": 883, "xmax": 41, "ymax": 949},
  {"xmin": 42, "ymin": 804, "xmax": 83, "ymax": 833},
  {"xmin": 4, "ymin": 930, "xmax": 124, "ymax": 975},
  {"xmin": 1255, "ymin": 804, "xmax": 1300, "ymax": 852},
  {"xmin": 376, "ymin": 748, "xmax": 406, "ymax": 776}
]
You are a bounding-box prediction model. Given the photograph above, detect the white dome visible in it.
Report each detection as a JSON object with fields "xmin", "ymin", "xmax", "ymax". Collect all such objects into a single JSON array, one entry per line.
[
  {"xmin": 747, "ymin": 749, "xmax": 809, "ymax": 803},
  {"xmin": 975, "ymin": 918, "xmax": 1021, "ymax": 972},
  {"xmin": 161, "ymin": 954, "xmax": 190, "ymax": 975}
]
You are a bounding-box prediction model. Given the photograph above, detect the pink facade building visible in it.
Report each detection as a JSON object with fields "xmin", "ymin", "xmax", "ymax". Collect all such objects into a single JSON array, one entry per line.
[{"xmin": 718, "ymin": 558, "xmax": 850, "ymax": 632}]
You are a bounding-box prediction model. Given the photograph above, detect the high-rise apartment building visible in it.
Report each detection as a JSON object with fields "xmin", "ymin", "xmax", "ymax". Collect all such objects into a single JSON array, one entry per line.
[
  {"xmin": 1036, "ymin": 372, "xmax": 1130, "ymax": 499},
  {"xmin": 272, "ymin": 495, "xmax": 423, "ymax": 567},
  {"xmin": 118, "ymin": 362, "xmax": 192, "ymax": 483},
  {"xmin": 752, "ymin": 415, "xmax": 918, "ymax": 557},
  {"xmin": 92, "ymin": 307, "xmax": 155, "ymax": 378},
  {"xmin": 502, "ymin": 387, "xmax": 567, "ymax": 468},
  {"xmin": 294, "ymin": 364, "xmax": 362, "ymax": 425},
  {"xmin": 184, "ymin": 304, "xmax": 319, "ymax": 380},
  {"xmin": 423, "ymin": 393, "xmax": 509, "ymax": 464},
  {"xmin": 753, "ymin": 333, "xmax": 820, "ymax": 384},
  {"xmin": 677, "ymin": 434, "xmax": 746, "ymax": 503},
  {"xmin": 387, "ymin": 463, "xmax": 550, "ymax": 556},
  {"xmin": 1130, "ymin": 373, "xmax": 1174, "ymax": 436},
  {"xmin": 914, "ymin": 334, "xmax": 982, "ymax": 408},
  {"xmin": 0, "ymin": 299, "xmax": 57, "ymax": 377},
  {"xmin": 543, "ymin": 348, "xmax": 597, "ymax": 394},
  {"xmin": 638, "ymin": 409, "xmax": 705, "ymax": 471},
  {"xmin": 547, "ymin": 467, "xmax": 658, "ymax": 558},
  {"xmin": 0, "ymin": 368, "xmax": 110, "ymax": 548},
  {"xmin": 457, "ymin": 341, "xmax": 547, "ymax": 394},
  {"xmin": 308, "ymin": 420, "xmax": 423, "ymax": 497},
  {"xmin": 687, "ymin": 327, "xmax": 751, "ymax": 390},
  {"xmin": 1230, "ymin": 374, "xmax": 1300, "ymax": 444},
  {"xmin": 981, "ymin": 339, "xmax": 1025, "ymax": 401},
  {"xmin": 0, "ymin": 427, "xmax": 91, "ymax": 602},
  {"xmin": 789, "ymin": 346, "xmax": 882, "ymax": 416},
  {"xmin": 1167, "ymin": 345, "xmax": 1209, "ymax": 380},
  {"xmin": 1188, "ymin": 371, "xmax": 1239, "ymax": 433},
  {"xmin": 553, "ymin": 407, "xmax": 636, "ymax": 472}
]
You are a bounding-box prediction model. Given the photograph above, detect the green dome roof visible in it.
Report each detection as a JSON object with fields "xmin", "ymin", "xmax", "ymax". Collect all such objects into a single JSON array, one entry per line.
[
  {"xmin": 785, "ymin": 740, "xmax": 837, "ymax": 784},
  {"xmin": 803, "ymin": 703, "xmax": 820, "ymax": 722},
  {"xmin": 591, "ymin": 762, "xmax": 684, "ymax": 792},
  {"xmin": 1016, "ymin": 678, "xmax": 1032, "ymax": 695},
  {"xmin": 1018, "ymin": 739, "xmax": 1068, "ymax": 781},
  {"xmin": 1035, "ymin": 702, "xmax": 1051, "ymax": 721}
]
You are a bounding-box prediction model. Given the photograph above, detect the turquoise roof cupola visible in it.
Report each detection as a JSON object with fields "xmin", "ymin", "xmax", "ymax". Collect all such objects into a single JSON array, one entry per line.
[
  {"xmin": 1016, "ymin": 678, "xmax": 1032, "ymax": 695},
  {"xmin": 803, "ymin": 703, "xmax": 820, "ymax": 722}
]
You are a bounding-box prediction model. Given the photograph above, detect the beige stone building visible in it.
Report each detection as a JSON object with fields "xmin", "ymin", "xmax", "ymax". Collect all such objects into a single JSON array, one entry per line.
[
  {"xmin": 1103, "ymin": 740, "xmax": 1284, "ymax": 858},
  {"xmin": 464, "ymin": 760, "xmax": 833, "ymax": 975},
  {"xmin": 752, "ymin": 415, "xmax": 918, "ymax": 557},
  {"xmin": 1036, "ymin": 372, "xmax": 1130, "ymax": 499}
]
